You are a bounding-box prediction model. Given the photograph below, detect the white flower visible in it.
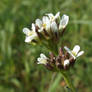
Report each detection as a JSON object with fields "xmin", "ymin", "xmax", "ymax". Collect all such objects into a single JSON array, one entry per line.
[
  {"xmin": 64, "ymin": 45, "xmax": 84, "ymax": 59},
  {"xmin": 23, "ymin": 28, "xmax": 32, "ymax": 36},
  {"xmin": 35, "ymin": 19, "xmax": 42, "ymax": 28},
  {"xmin": 37, "ymin": 53, "xmax": 48, "ymax": 65},
  {"xmin": 42, "ymin": 16, "xmax": 50, "ymax": 31},
  {"xmin": 59, "ymin": 14, "xmax": 69, "ymax": 29},
  {"xmin": 46, "ymin": 12, "xmax": 60, "ymax": 22},
  {"xmin": 51, "ymin": 21, "xmax": 58, "ymax": 32},
  {"xmin": 23, "ymin": 27, "xmax": 37, "ymax": 43},
  {"xmin": 35, "ymin": 17, "xmax": 50, "ymax": 31},
  {"xmin": 64, "ymin": 59, "xmax": 70, "ymax": 67},
  {"xmin": 25, "ymin": 33, "xmax": 37, "ymax": 43}
]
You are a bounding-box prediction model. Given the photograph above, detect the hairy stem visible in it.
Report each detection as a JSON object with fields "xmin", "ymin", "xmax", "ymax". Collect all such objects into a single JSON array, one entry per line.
[{"xmin": 61, "ymin": 71, "xmax": 76, "ymax": 92}]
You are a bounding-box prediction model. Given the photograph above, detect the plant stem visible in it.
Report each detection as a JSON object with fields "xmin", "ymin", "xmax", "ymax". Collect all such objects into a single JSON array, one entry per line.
[{"xmin": 61, "ymin": 71, "xmax": 76, "ymax": 92}]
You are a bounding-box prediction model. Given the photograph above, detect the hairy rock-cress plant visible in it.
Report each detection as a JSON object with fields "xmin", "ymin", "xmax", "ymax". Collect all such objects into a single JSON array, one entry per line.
[{"xmin": 23, "ymin": 12, "xmax": 84, "ymax": 92}]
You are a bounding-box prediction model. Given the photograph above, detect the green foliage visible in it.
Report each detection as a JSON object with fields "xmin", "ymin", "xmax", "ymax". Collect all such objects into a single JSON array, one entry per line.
[{"xmin": 0, "ymin": 0, "xmax": 92, "ymax": 92}]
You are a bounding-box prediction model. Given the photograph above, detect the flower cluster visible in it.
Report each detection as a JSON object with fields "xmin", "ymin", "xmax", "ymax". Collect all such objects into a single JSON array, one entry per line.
[
  {"xmin": 23, "ymin": 11, "xmax": 84, "ymax": 72},
  {"xmin": 23, "ymin": 12, "xmax": 69, "ymax": 44},
  {"xmin": 37, "ymin": 45, "xmax": 84, "ymax": 71}
]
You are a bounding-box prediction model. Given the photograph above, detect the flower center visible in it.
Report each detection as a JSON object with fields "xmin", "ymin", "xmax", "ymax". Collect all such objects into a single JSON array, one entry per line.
[
  {"xmin": 71, "ymin": 51, "xmax": 77, "ymax": 56},
  {"xmin": 28, "ymin": 31, "xmax": 35, "ymax": 36},
  {"xmin": 43, "ymin": 23, "xmax": 46, "ymax": 28}
]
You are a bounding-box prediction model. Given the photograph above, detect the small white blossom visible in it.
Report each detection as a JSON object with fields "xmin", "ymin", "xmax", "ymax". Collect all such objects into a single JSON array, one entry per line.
[
  {"xmin": 35, "ymin": 17, "xmax": 50, "ymax": 31},
  {"xmin": 23, "ymin": 27, "xmax": 37, "ymax": 43},
  {"xmin": 64, "ymin": 59, "xmax": 70, "ymax": 67},
  {"xmin": 64, "ymin": 45, "xmax": 84, "ymax": 59},
  {"xmin": 51, "ymin": 21, "xmax": 58, "ymax": 32},
  {"xmin": 37, "ymin": 53, "xmax": 48, "ymax": 65},
  {"xmin": 25, "ymin": 33, "xmax": 37, "ymax": 43},
  {"xmin": 59, "ymin": 14, "xmax": 69, "ymax": 29},
  {"xmin": 23, "ymin": 28, "xmax": 32, "ymax": 36},
  {"xmin": 46, "ymin": 12, "xmax": 60, "ymax": 22},
  {"xmin": 35, "ymin": 19, "xmax": 42, "ymax": 28},
  {"xmin": 42, "ymin": 16, "xmax": 50, "ymax": 31}
]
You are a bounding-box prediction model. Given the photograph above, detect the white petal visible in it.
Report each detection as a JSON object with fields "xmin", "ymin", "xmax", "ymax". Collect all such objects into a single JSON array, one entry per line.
[
  {"xmin": 25, "ymin": 33, "xmax": 37, "ymax": 43},
  {"xmin": 23, "ymin": 28, "xmax": 31, "ymax": 36},
  {"xmin": 64, "ymin": 46, "xmax": 76, "ymax": 59},
  {"xmin": 51, "ymin": 21, "xmax": 58, "ymax": 32},
  {"xmin": 37, "ymin": 57, "xmax": 41, "ymax": 62},
  {"xmin": 37, "ymin": 60, "xmax": 47, "ymax": 65},
  {"xmin": 77, "ymin": 51, "xmax": 84, "ymax": 57},
  {"xmin": 40, "ymin": 53, "xmax": 47, "ymax": 59},
  {"xmin": 59, "ymin": 14, "xmax": 69, "ymax": 29},
  {"xmin": 42, "ymin": 16, "xmax": 49, "ymax": 23},
  {"xmin": 72, "ymin": 45, "xmax": 80, "ymax": 55},
  {"xmin": 64, "ymin": 46, "xmax": 71, "ymax": 54},
  {"xmin": 55, "ymin": 12, "xmax": 60, "ymax": 19},
  {"xmin": 46, "ymin": 13, "xmax": 54, "ymax": 19},
  {"xmin": 46, "ymin": 21, "xmax": 50, "ymax": 30},
  {"xmin": 25, "ymin": 36, "xmax": 31, "ymax": 43},
  {"xmin": 32, "ymin": 23, "xmax": 36, "ymax": 32},
  {"xmin": 37, "ymin": 54, "xmax": 47, "ymax": 65},
  {"xmin": 42, "ymin": 16, "xmax": 50, "ymax": 30},
  {"xmin": 64, "ymin": 59, "xmax": 70, "ymax": 66},
  {"xmin": 43, "ymin": 16, "xmax": 50, "ymax": 23},
  {"xmin": 35, "ymin": 19, "xmax": 42, "ymax": 28}
]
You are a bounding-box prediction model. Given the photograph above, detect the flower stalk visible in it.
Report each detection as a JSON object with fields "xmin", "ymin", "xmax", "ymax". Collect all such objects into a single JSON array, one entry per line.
[{"xmin": 61, "ymin": 71, "xmax": 76, "ymax": 92}]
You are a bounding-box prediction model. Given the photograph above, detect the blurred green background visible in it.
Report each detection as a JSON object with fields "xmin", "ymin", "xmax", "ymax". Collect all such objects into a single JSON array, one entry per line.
[{"xmin": 0, "ymin": 0, "xmax": 92, "ymax": 92}]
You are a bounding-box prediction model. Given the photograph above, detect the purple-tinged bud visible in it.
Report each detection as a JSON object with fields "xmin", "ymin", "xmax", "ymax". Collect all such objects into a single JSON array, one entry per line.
[
  {"xmin": 59, "ymin": 48, "xmax": 64, "ymax": 57},
  {"xmin": 56, "ymin": 56, "xmax": 64, "ymax": 69},
  {"xmin": 43, "ymin": 29, "xmax": 49, "ymax": 37},
  {"xmin": 49, "ymin": 52, "xmax": 56, "ymax": 65},
  {"xmin": 64, "ymin": 52, "xmax": 70, "ymax": 59},
  {"xmin": 45, "ymin": 63, "xmax": 55, "ymax": 71},
  {"xmin": 35, "ymin": 25, "xmax": 42, "ymax": 39},
  {"xmin": 69, "ymin": 57, "xmax": 75, "ymax": 67}
]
